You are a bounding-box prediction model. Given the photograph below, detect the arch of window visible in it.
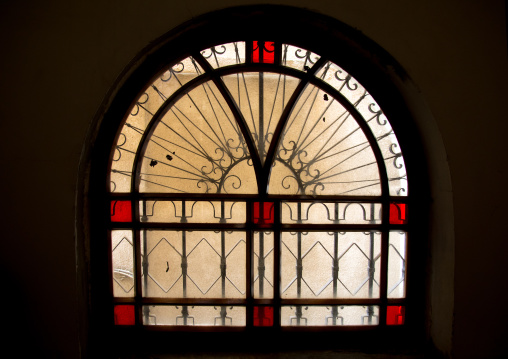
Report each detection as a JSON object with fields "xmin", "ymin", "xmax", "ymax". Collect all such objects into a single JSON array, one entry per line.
[{"xmin": 107, "ymin": 39, "xmax": 409, "ymax": 330}]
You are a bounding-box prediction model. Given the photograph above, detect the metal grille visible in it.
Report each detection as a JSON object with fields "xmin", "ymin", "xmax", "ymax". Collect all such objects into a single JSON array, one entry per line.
[{"xmin": 108, "ymin": 41, "xmax": 408, "ymax": 329}]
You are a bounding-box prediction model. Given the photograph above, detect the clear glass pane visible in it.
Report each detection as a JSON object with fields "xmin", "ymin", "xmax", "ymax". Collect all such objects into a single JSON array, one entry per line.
[
  {"xmin": 316, "ymin": 61, "xmax": 408, "ymax": 196},
  {"xmin": 201, "ymin": 42, "xmax": 245, "ymax": 68},
  {"xmin": 142, "ymin": 230, "xmax": 246, "ymax": 298},
  {"xmin": 281, "ymin": 202, "xmax": 382, "ymax": 224},
  {"xmin": 222, "ymin": 72, "xmax": 300, "ymax": 164},
  {"xmin": 112, "ymin": 230, "xmax": 135, "ymax": 297},
  {"xmin": 282, "ymin": 44, "xmax": 321, "ymax": 72},
  {"xmin": 281, "ymin": 305, "xmax": 379, "ymax": 326},
  {"xmin": 110, "ymin": 57, "xmax": 203, "ymax": 192},
  {"xmin": 269, "ymin": 84, "xmax": 381, "ymax": 196},
  {"xmin": 281, "ymin": 232, "xmax": 381, "ymax": 299},
  {"xmin": 253, "ymin": 231, "xmax": 274, "ymax": 299},
  {"xmin": 143, "ymin": 305, "xmax": 246, "ymax": 326},
  {"xmin": 388, "ymin": 231, "xmax": 407, "ymax": 299},
  {"xmin": 139, "ymin": 200, "xmax": 246, "ymax": 223},
  {"xmin": 139, "ymin": 80, "xmax": 257, "ymax": 194}
]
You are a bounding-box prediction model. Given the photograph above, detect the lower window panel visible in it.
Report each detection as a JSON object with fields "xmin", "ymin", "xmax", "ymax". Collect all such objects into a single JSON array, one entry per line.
[
  {"xmin": 281, "ymin": 305, "xmax": 379, "ymax": 326},
  {"xmin": 140, "ymin": 305, "xmax": 380, "ymax": 327},
  {"xmin": 142, "ymin": 305, "xmax": 246, "ymax": 326}
]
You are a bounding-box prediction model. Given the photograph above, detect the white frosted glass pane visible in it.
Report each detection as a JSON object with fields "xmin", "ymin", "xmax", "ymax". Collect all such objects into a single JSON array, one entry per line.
[
  {"xmin": 281, "ymin": 305, "xmax": 379, "ymax": 326},
  {"xmin": 269, "ymin": 84, "xmax": 381, "ymax": 196},
  {"xmin": 142, "ymin": 230, "xmax": 246, "ymax": 299},
  {"xmin": 110, "ymin": 57, "xmax": 203, "ymax": 192},
  {"xmin": 222, "ymin": 72, "xmax": 300, "ymax": 164},
  {"xmin": 388, "ymin": 231, "xmax": 407, "ymax": 299},
  {"xmin": 201, "ymin": 42, "xmax": 245, "ymax": 68},
  {"xmin": 253, "ymin": 231, "xmax": 274, "ymax": 299},
  {"xmin": 281, "ymin": 232, "xmax": 380, "ymax": 299},
  {"xmin": 139, "ymin": 81, "xmax": 257, "ymax": 194},
  {"xmin": 144, "ymin": 305, "xmax": 245, "ymax": 326},
  {"xmin": 282, "ymin": 44, "xmax": 321, "ymax": 72},
  {"xmin": 112, "ymin": 230, "xmax": 135, "ymax": 297},
  {"xmin": 139, "ymin": 200, "xmax": 246, "ymax": 223},
  {"xmin": 281, "ymin": 202, "xmax": 382, "ymax": 224}
]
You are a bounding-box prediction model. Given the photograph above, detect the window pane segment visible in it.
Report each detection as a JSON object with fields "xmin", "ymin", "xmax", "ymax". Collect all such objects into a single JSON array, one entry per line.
[
  {"xmin": 253, "ymin": 306, "xmax": 274, "ymax": 326},
  {"xmin": 143, "ymin": 305, "xmax": 246, "ymax": 326},
  {"xmin": 142, "ymin": 230, "xmax": 246, "ymax": 298},
  {"xmin": 282, "ymin": 45, "xmax": 321, "ymax": 72},
  {"xmin": 253, "ymin": 231, "xmax": 274, "ymax": 299},
  {"xmin": 282, "ymin": 202, "xmax": 382, "ymax": 224},
  {"xmin": 315, "ymin": 61, "xmax": 408, "ymax": 196},
  {"xmin": 281, "ymin": 232, "xmax": 381, "ymax": 299},
  {"xmin": 222, "ymin": 72, "xmax": 300, "ymax": 164},
  {"xmin": 281, "ymin": 305, "xmax": 379, "ymax": 326},
  {"xmin": 112, "ymin": 230, "xmax": 135, "ymax": 297},
  {"xmin": 111, "ymin": 200, "xmax": 132, "ymax": 222},
  {"xmin": 269, "ymin": 84, "xmax": 381, "ymax": 196},
  {"xmin": 388, "ymin": 231, "xmax": 407, "ymax": 298},
  {"xmin": 252, "ymin": 41, "xmax": 275, "ymax": 64},
  {"xmin": 110, "ymin": 57, "xmax": 204, "ymax": 192},
  {"xmin": 139, "ymin": 200, "xmax": 246, "ymax": 223},
  {"xmin": 114, "ymin": 305, "xmax": 136, "ymax": 325},
  {"xmin": 201, "ymin": 42, "xmax": 245, "ymax": 68},
  {"xmin": 389, "ymin": 203, "xmax": 407, "ymax": 224},
  {"xmin": 139, "ymin": 81, "xmax": 257, "ymax": 194},
  {"xmin": 386, "ymin": 305, "xmax": 405, "ymax": 325}
]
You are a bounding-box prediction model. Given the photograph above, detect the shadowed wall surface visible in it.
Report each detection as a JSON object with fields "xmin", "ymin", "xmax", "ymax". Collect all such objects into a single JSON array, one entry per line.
[{"xmin": 0, "ymin": 1, "xmax": 506, "ymax": 358}]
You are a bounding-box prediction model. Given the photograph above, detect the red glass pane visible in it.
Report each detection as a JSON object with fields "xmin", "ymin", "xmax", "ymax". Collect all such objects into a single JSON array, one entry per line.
[
  {"xmin": 386, "ymin": 305, "xmax": 405, "ymax": 325},
  {"xmin": 114, "ymin": 305, "xmax": 135, "ymax": 325},
  {"xmin": 253, "ymin": 202, "xmax": 274, "ymax": 226},
  {"xmin": 252, "ymin": 41, "xmax": 275, "ymax": 64},
  {"xmin": 254, "ymin": 306, "xmax": 274, "ymax": 327},
  {"xmin": 111, "ymin": 200, "xmax": 132, "ymax": 222},
  {"xmin": 389, "ymin": 203, "xmax": 407, "ymax": 224}
]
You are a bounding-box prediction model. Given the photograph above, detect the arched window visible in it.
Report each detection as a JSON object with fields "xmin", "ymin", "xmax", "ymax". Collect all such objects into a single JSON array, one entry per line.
[{"xmin": 89, "ymin": 6, "xmax": 425, "ymax": 354}]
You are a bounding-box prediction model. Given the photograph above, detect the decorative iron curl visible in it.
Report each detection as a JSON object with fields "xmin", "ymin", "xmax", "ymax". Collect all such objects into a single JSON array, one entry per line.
[
  {"xmin": 278, "ymin": 140, "xmax": 297, "ymax": 160},
  {"xmin": 130, "ymin": 93, "xmax": 149, "ymax": 116},
  {"xmin": 282, "ymin": 175, "xmax": 300, "ymax": 194},
  {"xmin": 368, "ymin": 102, "xmax": 386, "ymax": 126},
  {"xmin": 262, "ymin": 41, "xmax": 275, "ymax": 54},
  {"xmin": 222, "ymin": 175, "xmax": 242, "ymax": 193},
  {"xmin": 196, "ymin": 178, "xmax": 216, "ymax": 193},
  {"xmin": 113, "ymin": 133, "xmax": 127, "ymax": 162},
  {"xmin": 295, "ymin": 49, "xmax": 316, "ymax": 66},
  {"xmin": 389, "ymin": 143, "xmax": 404, "ymax": 169},
  {"xmin": 309, "ymin": 182, "xmax": 325, "ymax": 196}
]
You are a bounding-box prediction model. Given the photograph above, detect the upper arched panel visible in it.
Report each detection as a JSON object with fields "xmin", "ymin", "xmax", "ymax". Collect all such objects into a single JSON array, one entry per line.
[{"xmin": 108, "ymin": 41, "xmax": 407, "ymax": 197}]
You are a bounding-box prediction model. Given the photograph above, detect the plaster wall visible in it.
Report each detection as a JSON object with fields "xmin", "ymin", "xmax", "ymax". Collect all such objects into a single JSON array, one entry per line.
[{"xmin": 0, "ymin": 1, "xmax": 506, "ymax": 358}]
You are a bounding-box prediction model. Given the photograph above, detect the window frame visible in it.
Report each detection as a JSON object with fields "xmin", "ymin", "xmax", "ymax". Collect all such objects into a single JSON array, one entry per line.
[{"xmin": 87, "ymin": 6, "xmax": 428, "ymax": 355}]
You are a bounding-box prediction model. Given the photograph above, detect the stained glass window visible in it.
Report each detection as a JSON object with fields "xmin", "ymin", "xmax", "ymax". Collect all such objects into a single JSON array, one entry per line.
[{"xmin": 108, "ymin": 41, "xmax": 409, "ymax": 329}]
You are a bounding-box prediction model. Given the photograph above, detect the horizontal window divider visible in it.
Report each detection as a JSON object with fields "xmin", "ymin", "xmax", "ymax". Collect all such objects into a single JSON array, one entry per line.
[
  {"xmin": 281, "ymin": 325, "xmax": 381, "ymax": 332},
  {"xmin": 126, "ymin": 223, "xmax": 249, "ymax": 230},
  {"xmin": 131, "ymin": 193, "xmax": 259, "ymax": 200},
  {"xmin": 386, "ymin": 298, "xmax": 407, "ymax": 305},
  {"xmin": 280, "ymin": 298, "xmax": 381, "ymax": 305},
  {"xmin": 112, "ymin": 297, "xmax": 136, "ymax": 304},
  {"xmin": 113, "ymin": 194, "xmax": 388, "ymax": 202},
  {"xmin": 280, "ymin": 224, "xmax": 383, "ymax": 231},
  {"xmin": 140, "ymin": 298, "xmax": 247, "ymax": 305},
  {"xmin": 110, "ymin": 223, "xmax": 398, "ymax": 230}
]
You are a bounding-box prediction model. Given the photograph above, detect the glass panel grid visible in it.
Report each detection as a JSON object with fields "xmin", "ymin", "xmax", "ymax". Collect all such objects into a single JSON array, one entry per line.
[
  {"xmin": 107, "ymin": 41, "xmax": 411, "ymax": 331},
  {"xmin": 281, "ymin": 305, "xmax": 379, "ymax": 326}
]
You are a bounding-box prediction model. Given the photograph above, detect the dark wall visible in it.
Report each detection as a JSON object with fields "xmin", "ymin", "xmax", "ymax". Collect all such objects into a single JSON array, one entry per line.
[{"xmin": 0, "ymin": 1, "xmax": 506, "ymax": 358}]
